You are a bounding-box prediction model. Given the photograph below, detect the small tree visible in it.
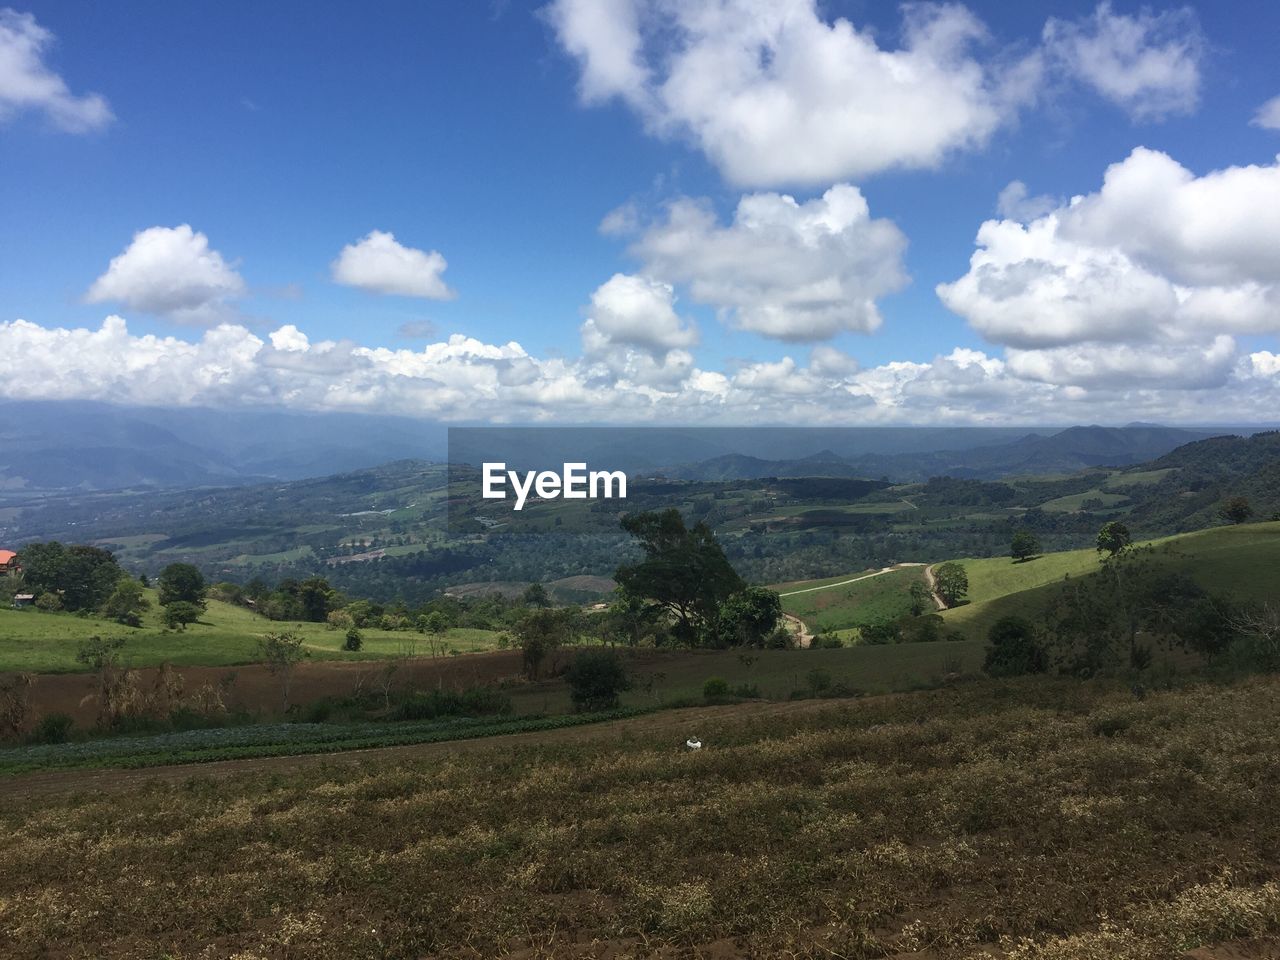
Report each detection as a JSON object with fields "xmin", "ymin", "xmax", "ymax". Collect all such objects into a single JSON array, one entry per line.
[
  {"xmin": 162, "ymin": 600, "xmax": 202, "ymax": 631},
  {"xmin": 0, "ymin": 673, "xmax": 34, "ymax": 740},
  {"xmin": 343, "ymin": 627, "xmax": 363, "ymax": 652},
  {"xmin": 1219, "ymin": 496, "xmax": 1254, "ymax": 525},
  {"xmin": 565, "ymin": 648, "xmax": 630, "ymax": 712},
  {"xmin": 1010, "ymin": 530, "xmax": 1041, "ymax": 563},
  {"xmin": 522, "ymin": 582, "xmax": 551, "ymax": 608},
  {"xmin": 983, "ymin": 616, "xmax": 1047, "ymax": 677},
  {"xmin": 256, "ymin": 632, "xmax": 307, "ymax": 712},
  {"xmin": 516, "ymin": 609, "xmax": 572, "ymax": 680},
  {"xmin": 908, "ymin": 580, "xmax": 932, "ymax": 616},
  {"xmin": 158, "ymin": 563, "xmax": 206, "ymax": 608},
  {"xmin": 422, "ymin": 611, "xmax": 449, "ymax": 657},
  {"xmin": 932, "ymin": 562, "xmax": 969, "ymax": 609},
  {"xmin": 100, "ymin": 578, "xmax": 150, "ymax": 627},
  {"xmin": 1232, "ymin": 601, "xmax": 1280, "ymax": 671},
  {"xmin": 1096, "ymin": 521, "xmax": 1132, "ymax": 557},
  {"xmin": 75, "ymin": 636, "xmax": 131, "ymax": 728}
]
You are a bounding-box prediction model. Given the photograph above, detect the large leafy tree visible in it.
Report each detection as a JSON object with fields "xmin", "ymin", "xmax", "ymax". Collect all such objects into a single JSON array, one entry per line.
[
  {"xmin": 158, "ymin": 563, "xmax": 207, "ymax": 608},
  {"xmin": 714, "ymin": 586, "xmax": 783, "ymax": 649},
  {"xmin": 1010, "ymin": 530, "xmax": 1041, "ymax": 562},
  {"xmin": 1095, "ymin": 521, "xmax": 1132, "ymax": 558},
  {"xmin": 1219, "ymin": 496, "xmax": 1254, "ymax": 525},
  {"xmin": 615, "ymin": 509, "xmax": 745, "ymax": 646},
  {"xmin": 932, "ymin": 562, "xmax": 969, "ymax": 609},
  {"xmin": 983, "ymin": 616, "xmax": 1048, "ymax": 677},
  {"xmin": 297, "ymin": 577, "xmax": 338, "ymax": 622},
  {"xmin": 17, "ymin": 542, "xmax": 123, "ymax": 612}
]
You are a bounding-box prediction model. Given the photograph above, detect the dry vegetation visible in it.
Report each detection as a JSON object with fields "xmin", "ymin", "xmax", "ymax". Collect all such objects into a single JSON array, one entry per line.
[{"xmin": 2, "ymin": 676, "xmax": 1280, "ymax": 958}]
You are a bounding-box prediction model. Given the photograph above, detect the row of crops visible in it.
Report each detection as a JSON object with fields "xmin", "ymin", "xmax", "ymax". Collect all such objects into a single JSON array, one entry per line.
[{"xmin": 0, "ymin": 708, "xmax": 651, "ymax": 775}]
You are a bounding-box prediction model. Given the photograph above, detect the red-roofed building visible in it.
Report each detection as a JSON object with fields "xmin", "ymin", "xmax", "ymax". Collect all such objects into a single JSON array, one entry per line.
[{"xmin": 0, "ymin": 550, "xmax": 19, "ymax": 573}]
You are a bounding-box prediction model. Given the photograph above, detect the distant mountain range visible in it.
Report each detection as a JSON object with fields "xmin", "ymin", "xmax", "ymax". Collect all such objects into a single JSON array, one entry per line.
[
  {"xmin": 0, "ymin": 401, "xmax": 447, "ymax": 492},
  {"xmin": 660, "ymin": 425, "xmax": 1226, "ymax": 481},
  {"xmin": 0, "ymin": 399, "xmax": 1264, "ymax": 493}
]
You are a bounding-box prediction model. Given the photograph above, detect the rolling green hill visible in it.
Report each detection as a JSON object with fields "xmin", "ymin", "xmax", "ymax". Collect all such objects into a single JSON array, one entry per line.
[
  {"xmin": 940, "ymin": 521, "xmax": 1280, "ymax": 641},
  {"xmin": 0, "ymin": 588, "xmax": 502, "ymax": 673}
]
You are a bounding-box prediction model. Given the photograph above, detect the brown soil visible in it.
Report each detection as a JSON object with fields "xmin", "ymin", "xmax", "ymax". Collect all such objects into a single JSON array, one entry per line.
[
  {"xmin": 11, "ymin": 649, "xmax": 532, "ymax": 728},
  {"xmin": 0, "ymin": 697, "xmax": 842, "ymax": 801}
]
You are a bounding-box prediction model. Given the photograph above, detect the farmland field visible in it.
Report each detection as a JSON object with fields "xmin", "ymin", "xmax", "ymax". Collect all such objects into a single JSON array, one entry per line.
[
  {"xmin": 4, "ymin": 676, "xmax": 1280, "ymax": 958},
  {"xmin": 775, "ymin": 565, "xmax": 928, "ymax": 632},
  {"xmin": 1040, "ymin": 488, "xmax": 1130, "ymax": 512}
]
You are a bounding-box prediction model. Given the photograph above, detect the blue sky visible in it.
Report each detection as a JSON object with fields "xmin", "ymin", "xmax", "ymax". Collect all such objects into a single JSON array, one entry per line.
[{"xmin": 2, "ymin": 0, "xmax": 1279, "ymax": 424}]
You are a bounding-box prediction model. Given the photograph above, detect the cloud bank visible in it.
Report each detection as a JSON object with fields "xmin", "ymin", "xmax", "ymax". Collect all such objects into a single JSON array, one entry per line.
[{"xmin": 2, "ymin": 314, "xmax": 1276, "ymax": 426}]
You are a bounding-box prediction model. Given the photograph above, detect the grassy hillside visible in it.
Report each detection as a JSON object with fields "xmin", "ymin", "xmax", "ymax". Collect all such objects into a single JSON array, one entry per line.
[
  {"xmin": 0, "ymin": 588, "xmax": 502, "ymax": 673},
  {"xmin": 5, "ymin": 677, "xmax": 1280, "ymax": 958},
  {"xmin": 774, "ymin": 566, "xmax": 928, "ymax": 632},
  {"xmin": 941, "ymin": 521, "xmax": 1280, "ymax": 640}
]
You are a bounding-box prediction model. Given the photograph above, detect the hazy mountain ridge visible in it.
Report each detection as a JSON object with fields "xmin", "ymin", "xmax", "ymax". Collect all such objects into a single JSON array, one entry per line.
[
  {"xmin": 0, "ymin": 401, "xmax": 448, "ymax": 492},
  {"xmin": 665, "ymin": 425, "xmax": 1221, "ymax": 482}
]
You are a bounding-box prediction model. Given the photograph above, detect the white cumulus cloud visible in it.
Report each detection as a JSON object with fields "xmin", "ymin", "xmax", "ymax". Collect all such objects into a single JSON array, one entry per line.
[
  {"xmin": 630, "ymin": 184, "xmax": 908, "ymax": 342},
  {"xmin": 546, "ymin": 0, "xmax": 1037, "ymax": 186},
  {"xmin": 581, "ymin": 273, "xmax": 697, "ymax": 353},
  {"xmin": 331, "ymin": 230, "xmax": 455, "ymax": 300},
  {"xmin": 939, "ymin": 148, "xmax": 1280, "ymax": 391},
  {"xmin": 1043, "ymin": 2, "xmax": 1203, "ymax": 120},
  {"xmin": 86, "ymin": 225, "xmax": 246, "ymax": 325},
  {"xmin": 939, "ymin": 149, "xmax": 1280, "ymax": 384},
  {"xmin": 0, "ymin": 8, "xmax": 112, "ymax": 132},
  {"xmin": 1253, "ymin": 95, "xmax": 1280, "ymax": 131}
]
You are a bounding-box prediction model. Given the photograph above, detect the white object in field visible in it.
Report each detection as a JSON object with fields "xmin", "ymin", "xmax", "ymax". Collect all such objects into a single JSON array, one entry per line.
[{"xmin": 686, "ymin": 738, "xmax": 702, "ymax": 750}]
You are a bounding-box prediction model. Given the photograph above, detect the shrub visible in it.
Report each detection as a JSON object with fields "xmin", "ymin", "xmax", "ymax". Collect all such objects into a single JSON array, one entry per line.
[
  {"xmin": 811, "ymin": 633, "xmax": 844, "ymax": 649},
  {"xmin": 343, "ymin": 628, "xmax": 363, "ymax": 652},
  {"xmin": 391, "ymin": 687, "xmax": 512, "ymax": 721},
  {"xmin": 860, "ymin": 620, "xmax": 901, "ymax": 645},
  {"xmin": 565, "ymin": 648, "xmax": 631, "ymax": 712},
  {"xmin": 983, "ymin": 616, "xmax": 1048, "ymax": 677},
  {"xmin": 33, "ymin": 712, "xmax": 73, "ymax": 744},
  {"xmin": 162, "ymin": 601, "xmax": 202, "ymax": 630},
  {"xmin": 806, "ymin": 667, "xmax": 832, "ymax": 694},
  {"xmin": 35, "ymin": 592, "xmax": 62, "ymax": 612},
  {"xmin": 702, "ymin": 676, "xmax": 729, "ymax": 699},
  {"xmin": 900, "ymin": 614, "xmax": 944, "ymax": 644}
]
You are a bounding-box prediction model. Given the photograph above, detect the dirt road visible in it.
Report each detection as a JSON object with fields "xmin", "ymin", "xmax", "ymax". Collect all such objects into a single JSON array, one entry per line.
[
  {"xmin": 923, "ymin": 564, "xmax": 948, "ymax": 611},
  {"xmin": 782, "ymin": 612, "xmax": 813, "ymax": 648}
]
